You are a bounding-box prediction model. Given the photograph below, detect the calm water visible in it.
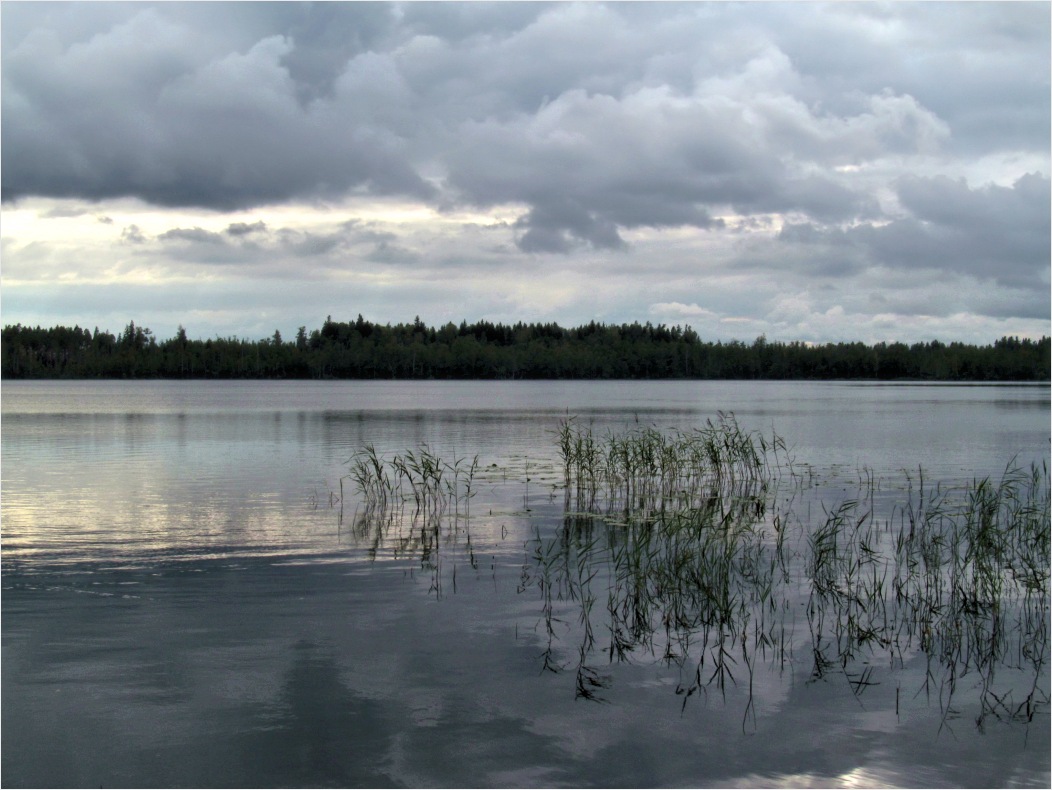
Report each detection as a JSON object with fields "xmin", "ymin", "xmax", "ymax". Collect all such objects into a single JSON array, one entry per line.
[{"xmin": 2, "ymin": 380, "xmax": 1049, "ymax": 788}]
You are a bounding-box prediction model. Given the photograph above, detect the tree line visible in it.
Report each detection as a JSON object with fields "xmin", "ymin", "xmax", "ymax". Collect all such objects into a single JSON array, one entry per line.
[{"xmin": 2, "ymin": 316, "xmax": 1048, "ymax": 381}]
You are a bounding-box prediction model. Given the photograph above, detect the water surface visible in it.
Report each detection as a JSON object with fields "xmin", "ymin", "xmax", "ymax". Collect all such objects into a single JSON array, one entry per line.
[{"xmin": 3, "ymin": 380, "xmax": 1049, "ymax": 787}]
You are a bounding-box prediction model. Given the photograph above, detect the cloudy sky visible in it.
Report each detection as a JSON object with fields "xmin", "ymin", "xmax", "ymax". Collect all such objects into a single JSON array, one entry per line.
[{"xmin": 2, "ymin": 2, "xmax": 1049, "ymax": 344}]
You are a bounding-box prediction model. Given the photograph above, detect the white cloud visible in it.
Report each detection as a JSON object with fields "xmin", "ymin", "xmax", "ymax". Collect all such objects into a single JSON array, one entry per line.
[{"xmin": 649, "ymin": 302, "xmax": 720, "ymax": 320}]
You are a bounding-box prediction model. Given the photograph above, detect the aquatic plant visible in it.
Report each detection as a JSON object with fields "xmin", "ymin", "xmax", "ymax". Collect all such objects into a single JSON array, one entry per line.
[
  {"xmin": 343, "ymin": 443, "xmax": 481, "ymax": 521},
  {"xmin": 532, "ymin": 421, "xmax": 1048, "ymax": 732},
  {"xmin": 553, "ymin": 412, "xmax": 792, "ymax": 520},
  {"xmin": 333, "ymin": 416, "xmax": 1049, "ymax": 732}
]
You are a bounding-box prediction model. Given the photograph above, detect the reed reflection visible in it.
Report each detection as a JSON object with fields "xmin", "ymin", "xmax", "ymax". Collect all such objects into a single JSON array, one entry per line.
[{"xmin": 339, "ymin": 414, "xmax": 1050, "ymax": 738}]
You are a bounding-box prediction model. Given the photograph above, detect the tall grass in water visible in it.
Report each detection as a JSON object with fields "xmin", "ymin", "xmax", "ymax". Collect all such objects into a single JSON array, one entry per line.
[
  {"xmin": 791, "ymin": 459, "xmax": 1046, "ymax": 729},
  {"xmin": 537, "ymin": 415, "xmax": 797, "ymax": 714},
  {"xmin": 335, "ymin": 418, "xmax": 1048, "ymax": 731},
  {"xmin": 345, "ymin": 443, "xmax": 479, "ymax": 520},
  {"xmin": 554, "ymin": 412, "xmax": 790, "ymax": 520},
  {"xmin": 534, "ymin": 418, "xmax": 1048, "ymax": 730},
  {"xmin": 339, "ymin": 443, "xmax": 481, "ymax": 598}
]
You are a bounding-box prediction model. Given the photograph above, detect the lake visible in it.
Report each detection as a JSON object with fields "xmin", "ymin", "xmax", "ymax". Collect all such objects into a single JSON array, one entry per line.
[{"xmin": 2, "ymin": 380, "xmax": 1049, "ymax": 788}]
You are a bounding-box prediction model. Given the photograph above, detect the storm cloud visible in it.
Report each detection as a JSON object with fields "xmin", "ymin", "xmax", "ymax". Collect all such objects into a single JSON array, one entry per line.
[
  {"xmin": 1, "ymin": 2, "xmax": 1048, "ymax": 343},
  {"xmin": 775, "ymin": 174, "xmax": 1051, "ymax": 289}
]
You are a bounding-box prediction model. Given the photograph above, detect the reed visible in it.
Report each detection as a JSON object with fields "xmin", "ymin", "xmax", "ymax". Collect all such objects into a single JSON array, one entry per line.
[
  {"xmin": 535, "ymin": 421, "xmax": 1048, "ymax": 723},
  {"xmin": 336, "ymin": 419, "xmax": 1048, "ymax": 727},
  {"xmin": 554, "ymin": 412, "xmax": 785, "ymax": 522}
]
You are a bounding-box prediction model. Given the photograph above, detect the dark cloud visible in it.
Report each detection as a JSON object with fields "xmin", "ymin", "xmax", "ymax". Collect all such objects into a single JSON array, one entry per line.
[
  {"xmin": 120, "ymin": 224, "xmax": 147, "ymax": 245},
  {"xmin": 444, "ymin": 87, "xmax": 778, "ymax": 249},
  {"xmin": 226, "ymin": 221, "xmax": 268, "ymax": 237},
  {"xmin": 777, "ymin": 222, "xmax": 846, "ymax": 246},
  {"xmin": 1, "ymin": 0, "xmax": 1048, "ymax": 283},
  {"xmin": 514, "ymin": 200, "xmax": 626, "ymax": 253},
  {"xmin": 275, "ymin": 228, "xmax": 346, "ymax": 258},
  {"xmin": 869, "ymin": 173, "xmax": 1049, "ymax": 288},
  {"xmin": 37, "ymin": 205, "xmax": 113, "ymax": 224},
  {"xmin": 754, "ymin": 174, "xmax": 881, "ymax": 224},
  {"xmin": 40, "ymin": 206, "xmax": 92, "ymax": 219},
  {"xmin": 148, "ymin": 218, "xmax": 424, "ymax": 266},
  {"xmin": 762, "ymin": 3, "xmax": 1050, "ymax": 156},
  {"xmin": 775, "ymin": 173, "xmax": 1051, "ymax": 293},
  {"xmin": 159, "ymin": 227, "xmax": 225, "ymax": 245},
  {"xmin": 895, "ymin": 172, "xmax": 1049, "ymax": 234},
  {"xmin": 1, "ymin": 6, "xmax": 433, "ymax": 210},
  {"xmin": 398, "ymin": 2, "xmax": 549, "ymax": 43},
  {"xmin": 155, "ymin": 225, "xmax": 255, "ymax": 266},
  {"xmin": 278, "ymin": 3, "xmax": 397, "ymax": 105},
  {"xmin": 365, "ymin": 240, "xmax": 420, "ymax": 265}
]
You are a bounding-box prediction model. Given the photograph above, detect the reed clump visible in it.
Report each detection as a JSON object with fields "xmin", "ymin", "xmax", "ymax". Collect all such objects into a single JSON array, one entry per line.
[
  {"xmin": 793, "ymin": 461, "xmax": 1049, "ymax": 734},
  {"xmin": 337, "ymin": 444, "xmax": 482, "ymax": 597},
  {"xmin": 345, "ymin": 443, "xmax": 479, "ymax": 522},
  {"xmin": 335, "ymin": 418, "xmax": 1048, "ymax": 729},
  {"xmin": 554, "ymin": 412, "xmax": 792, "ymax": 520},
  {"xmin": 532, "ymin": 419, "xmax": 1048, "ymax": 727}
]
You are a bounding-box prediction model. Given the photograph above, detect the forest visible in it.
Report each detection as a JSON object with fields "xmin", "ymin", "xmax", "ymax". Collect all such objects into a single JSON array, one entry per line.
[{"xmin": 2, "ymin": 316, "xmax": 1048, "ymax": 381}]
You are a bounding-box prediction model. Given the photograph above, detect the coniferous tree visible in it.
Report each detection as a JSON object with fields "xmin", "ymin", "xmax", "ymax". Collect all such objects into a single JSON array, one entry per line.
[{"xmin": 2, "ymin": 320, "xmax": 1048, "ymax": 381}]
